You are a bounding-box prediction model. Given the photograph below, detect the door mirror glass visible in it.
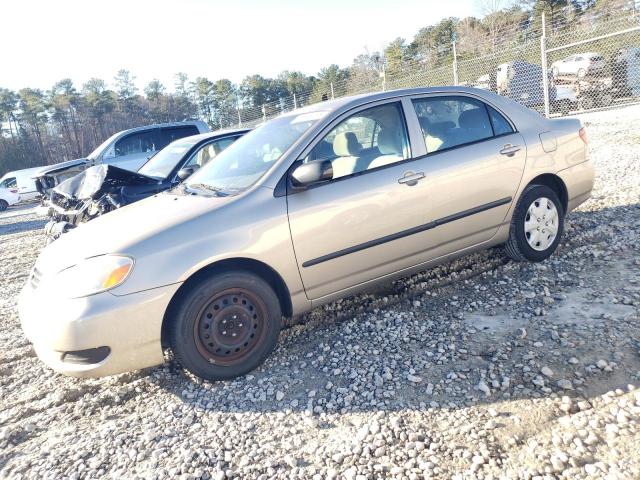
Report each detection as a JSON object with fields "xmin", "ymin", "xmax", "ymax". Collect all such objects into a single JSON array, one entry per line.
[
  {"xmin": 177, "ymin": 166, "xmax": 196, "ymax": 181},
  {"xmin": 290, "ymin": 160, "xmax": 333, "ymax": 187}
]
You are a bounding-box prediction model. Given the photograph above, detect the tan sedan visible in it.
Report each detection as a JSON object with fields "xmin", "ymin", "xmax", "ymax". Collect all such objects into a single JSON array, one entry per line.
[{"xmin": 19, "ymin": 87, "xmax": 594, "ymax": 381}]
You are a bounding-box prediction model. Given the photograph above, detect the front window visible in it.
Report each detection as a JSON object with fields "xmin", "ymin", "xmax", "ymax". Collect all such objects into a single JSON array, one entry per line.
[
  {"xmin": 185, "ymin": 111, "xmax": 326, "ymax": 195},
  {"xmin": 114, "ymin": 131, "xmax": 157, "ymax": 157},
  {"xmin": 87, "ymin": 132, "xmax": 120, "ymax": 160},
  {"xmin": 306, "ymin": 102, "xmax": 410, "ymax": 180},
  {"xmin": 138, "ymin": 138, "xmax": 199, "ymax": 179},
  {"xmin": 182, "ymin": 137, "xmax": 239, "ymax": 170}
]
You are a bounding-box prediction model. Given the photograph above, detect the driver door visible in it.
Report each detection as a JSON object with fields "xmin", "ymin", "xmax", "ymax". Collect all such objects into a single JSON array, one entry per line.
[{"xmin": 286, "ymin": 100, "xmax": 440, "ymax": 300}]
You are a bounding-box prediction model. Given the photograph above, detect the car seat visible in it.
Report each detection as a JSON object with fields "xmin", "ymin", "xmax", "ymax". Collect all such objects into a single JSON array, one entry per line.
[{"xmin": 331, "ymin": 132, "xmax": 362, "ymax": 179}]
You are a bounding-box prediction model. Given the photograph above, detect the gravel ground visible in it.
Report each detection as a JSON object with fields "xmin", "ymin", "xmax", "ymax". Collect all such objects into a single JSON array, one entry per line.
[{"xmin": 1, "ymin": 106, "xmax": 639, "ymax": 480}]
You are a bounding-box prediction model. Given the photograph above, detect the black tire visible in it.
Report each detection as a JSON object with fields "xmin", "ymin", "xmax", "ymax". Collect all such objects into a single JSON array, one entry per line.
[
  {"xmin": 0, "ymin": 200, "xmax": 7, "ymax": 211},
  {"xmin": 504, "ymin": 184, "xmax": 564, "ymax": 263},
  {"xmin": 169, "ymin": 271, "xmax": 282, "ymax": 381}
]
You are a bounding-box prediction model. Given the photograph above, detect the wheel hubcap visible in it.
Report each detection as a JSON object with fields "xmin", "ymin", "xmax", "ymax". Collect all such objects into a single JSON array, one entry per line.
[
  {"xmin": 194, "ymin": 288, "xmax": 266, "ymax": 366},
  {"xmin": 524, "ymin": 197, "xmax": 559, "ymax": 251}
]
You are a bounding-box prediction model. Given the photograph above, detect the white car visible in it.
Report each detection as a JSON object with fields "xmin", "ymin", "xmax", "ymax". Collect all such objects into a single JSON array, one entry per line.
[
  {"xmin": 551, "ymin": 52, "xmax": 606, "ymax": 79},
  {"xmin": 0, "ymin": 167, "xmax": 41, "ymax": 202},
  {"xmin": 0, "ymin": 187, "xmax": 20, "ymax": 211}
]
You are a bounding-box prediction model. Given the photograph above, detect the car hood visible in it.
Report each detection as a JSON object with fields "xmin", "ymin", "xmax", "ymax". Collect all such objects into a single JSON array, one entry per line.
[
  {"xmin": 54, "ymin": 164, "xmax": 159, "ymax": 200},
  {"xmin": 35, "ymin": 191, "xmax": 235, "ymax": 274},
  {"xmin": 33, "ymin": 158, "xmax": 90, "ymax": 179}
]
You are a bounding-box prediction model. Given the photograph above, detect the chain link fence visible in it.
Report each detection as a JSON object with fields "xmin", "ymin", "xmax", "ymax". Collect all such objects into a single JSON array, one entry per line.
[{"xmin": 227, "ymin": 5, "xmax": 640, "ymax": 128}]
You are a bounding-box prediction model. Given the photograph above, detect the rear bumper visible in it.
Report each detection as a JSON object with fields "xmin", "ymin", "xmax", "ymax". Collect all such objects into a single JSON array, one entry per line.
[
  {"xmin": 19, "ymin": 281, "xmax": 181, "ymax": 377},
  {"xmin": 557, "ymin": 159, "xmax": 595, "ymax": 212}
]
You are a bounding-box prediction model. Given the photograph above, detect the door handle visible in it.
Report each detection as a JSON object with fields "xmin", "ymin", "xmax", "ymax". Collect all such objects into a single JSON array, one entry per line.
[
  {"xmin": 398, "ymin": 171, "xmax": 425, "ymax": 186},
  {"xmin": 500, "ymin": 144, "xmax": 521, "ymax": 157}
]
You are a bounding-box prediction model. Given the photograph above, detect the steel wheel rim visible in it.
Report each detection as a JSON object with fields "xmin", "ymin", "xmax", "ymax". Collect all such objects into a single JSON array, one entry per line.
[
  {"xmin": 524, "ymin": 197, "xmax": 559, "ymax": 251},
  {"xmin": 194, "ymin": 288, "xmax": 267, "ymax": 366}
]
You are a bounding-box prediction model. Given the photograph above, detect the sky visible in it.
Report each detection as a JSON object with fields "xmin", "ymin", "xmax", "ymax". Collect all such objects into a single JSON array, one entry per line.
[{"xmin": 2, "ymin": 0, "xmax": 478, "ymax": 93}]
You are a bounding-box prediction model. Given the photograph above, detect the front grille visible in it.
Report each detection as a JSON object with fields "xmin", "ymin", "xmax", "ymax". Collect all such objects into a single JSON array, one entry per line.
[{"xmin": 30, "ymin": 267, "xmax": 42, "ymax": 289}]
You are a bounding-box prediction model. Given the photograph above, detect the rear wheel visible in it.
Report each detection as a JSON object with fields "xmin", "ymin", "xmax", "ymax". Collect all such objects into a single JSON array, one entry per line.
[
  {"xmin": 577, "ymin": 68, "xmax": 587, "ymax": 78},
  {"xmin": 169, "ymin": 271, "xmax": 282, "ymax": 381},
  {"xmin": 0, "ymin": 200, "xmax": 8, "ymax": 211},
  {"xmin": 504, "ymin": 185, "xmax": 564, "ymax": 262}
]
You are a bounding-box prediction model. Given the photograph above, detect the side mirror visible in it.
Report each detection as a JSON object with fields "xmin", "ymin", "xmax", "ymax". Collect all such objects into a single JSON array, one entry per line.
[
  {"xmin": 177, "ymin": 166, "xmax": 196, "ymax": 181},
  {"xmin": 290, "ymin": 160, "xmax": 333, "ymax": 188}
]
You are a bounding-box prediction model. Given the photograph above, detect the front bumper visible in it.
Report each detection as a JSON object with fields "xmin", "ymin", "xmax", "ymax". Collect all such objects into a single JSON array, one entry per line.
[{"xmin": 19, "ymin": 281, "xmax": 181, "ymax": 377}]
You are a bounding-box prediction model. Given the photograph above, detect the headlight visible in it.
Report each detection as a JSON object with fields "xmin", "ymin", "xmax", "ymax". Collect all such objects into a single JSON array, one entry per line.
[{"xmin": 53, "ymin": 255, "xmax": 134, "ymax": 298}]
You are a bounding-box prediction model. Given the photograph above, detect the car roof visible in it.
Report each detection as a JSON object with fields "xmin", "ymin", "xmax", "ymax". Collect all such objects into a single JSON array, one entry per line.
[
  {"xmin": 181, "ymin": 128, "xmax": 251, "ymax": 143},
  {"xmin": 282, "ymin": 85, "xmax": 517, "ymax": 117},
  {"xmin": 166, "ymin": 128, "xmax": 251, "ymax": 148},
  {"xmin": 116, "ymin": 120, "xmax": 209, "ymax": 136}
]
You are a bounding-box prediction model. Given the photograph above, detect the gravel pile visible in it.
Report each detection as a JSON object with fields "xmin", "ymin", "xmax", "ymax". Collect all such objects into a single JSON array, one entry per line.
[{"xmin": 1, "ymin": 106, "xmax": 639, "ymax": 479}]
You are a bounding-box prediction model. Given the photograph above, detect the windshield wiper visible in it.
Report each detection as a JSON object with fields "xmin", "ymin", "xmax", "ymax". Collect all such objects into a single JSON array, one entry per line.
[{"xmin": 185, "ymin": 183, "xmax": 230, "ymax": 197}]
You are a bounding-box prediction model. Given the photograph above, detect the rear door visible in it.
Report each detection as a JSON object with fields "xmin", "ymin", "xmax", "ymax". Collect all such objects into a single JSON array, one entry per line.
[{"xmin": 407, "ymin": 94, "xmax": 526, "ymax": 255}]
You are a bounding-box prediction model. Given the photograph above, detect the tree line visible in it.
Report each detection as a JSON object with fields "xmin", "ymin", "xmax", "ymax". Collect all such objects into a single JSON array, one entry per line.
[{"xmin": 0, "ymin": 0, "xmax": 631, "ymax": 176}]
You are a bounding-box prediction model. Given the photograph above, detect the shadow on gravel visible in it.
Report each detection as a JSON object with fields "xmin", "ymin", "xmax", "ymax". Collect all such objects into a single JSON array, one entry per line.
[
  {"xmin": 144, "ymin": 203, "xmax": 640, "ymax": 415},
  {"xmin": 0, "ymin": 217, "xmax": 46, "ymax": 237}
]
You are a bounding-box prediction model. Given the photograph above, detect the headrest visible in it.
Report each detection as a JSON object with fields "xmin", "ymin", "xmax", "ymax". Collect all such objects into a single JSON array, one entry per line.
[
  {"xmin": 377, "ymin": 128, "xmax": 403, "ymax": 155},
  {"xmin": 459, "ymin": 108, "xmax": 486, "ymax": 129},
  {"xmin": 333, "ymin": 132, "xmax": 362, "ymax": 157}
]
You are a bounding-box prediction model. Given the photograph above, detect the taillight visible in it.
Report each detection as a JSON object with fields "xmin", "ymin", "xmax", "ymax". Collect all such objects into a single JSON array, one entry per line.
[{"xmin": 579, "ymin": 127, "xmax": 588, "ymax": 145}]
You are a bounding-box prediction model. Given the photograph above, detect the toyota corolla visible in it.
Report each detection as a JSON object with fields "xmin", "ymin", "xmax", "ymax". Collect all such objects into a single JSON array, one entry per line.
[{"xmin": 19, "ymin": 86, "xmax": 594, "ymax": 381}]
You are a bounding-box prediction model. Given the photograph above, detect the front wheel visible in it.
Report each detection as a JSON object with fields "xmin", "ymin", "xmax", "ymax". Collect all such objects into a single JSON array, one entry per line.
[
  {"xmin": 169, "ymin": 271, "xmax": 282, "ymax": 381},
  {"xmin": 0, "ymin": 200, "xmax": 7, "ymax": 211},
  {"xmin": 504, "ymin": 185, "xmax": 564, "ymax": 262}
]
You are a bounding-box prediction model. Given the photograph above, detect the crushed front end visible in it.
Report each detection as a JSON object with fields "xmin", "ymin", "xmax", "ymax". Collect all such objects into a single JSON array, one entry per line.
[{"xmin": 45, "ymin": 165, "xmax": 163, "ymax": 240}]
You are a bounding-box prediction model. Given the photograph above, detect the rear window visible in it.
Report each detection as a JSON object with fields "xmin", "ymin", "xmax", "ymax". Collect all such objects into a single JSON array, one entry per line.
[
  {"xmin": 412, "ymin": 96, "xmax": 493, "ymax": 152},
  {"xmin": 487, "ymin": 106, "xmax": 514, "ymax": 136}
]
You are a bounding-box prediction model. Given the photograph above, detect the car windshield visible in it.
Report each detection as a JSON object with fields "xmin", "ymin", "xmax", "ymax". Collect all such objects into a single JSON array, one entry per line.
[
  {"xmin": 185, "ymin": 110, "xmax": 327, "ymax": 195},
  {"xmin": 138, "ymin": 138, "xmax": 199, "ymax": 179}
]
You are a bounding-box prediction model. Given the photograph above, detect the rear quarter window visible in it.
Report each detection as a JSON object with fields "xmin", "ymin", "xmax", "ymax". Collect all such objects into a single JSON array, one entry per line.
[{"xmin": 487, "ymin": 106, "xmax": 514, "ymax": 136}]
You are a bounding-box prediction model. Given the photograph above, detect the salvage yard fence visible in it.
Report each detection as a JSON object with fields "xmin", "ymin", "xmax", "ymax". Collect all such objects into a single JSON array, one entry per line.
[{"xmin": 230, "ymin": 5, "xmax": 640, "ymax": 127}]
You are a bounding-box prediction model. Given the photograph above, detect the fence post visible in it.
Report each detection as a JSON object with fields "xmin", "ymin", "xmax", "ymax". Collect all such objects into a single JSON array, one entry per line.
[
  {"xmin": 293, "ymin": 93, "xmax": 298, "ymax": 110},
  {"xmin": 381, "ymin": 64, "xmax": 386, "ymax": 91},
  {"xmin": 330, "ymin": 82, "xmax": 335, "ymax": 100},
  {"xmin": 262, "ymin": 105, "xmax": 266, "ymax": 123},
  {"xmin": 452, "ymin": 41, "xmax": 459, "ymax": 86},
  {"xmin": 235, "ymin": 93, "xmax": 242, "ymax": 127},
  {"xmin": 540, "ymin": 12, "xmax": 551, "ymax": 118}
]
